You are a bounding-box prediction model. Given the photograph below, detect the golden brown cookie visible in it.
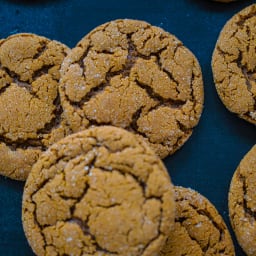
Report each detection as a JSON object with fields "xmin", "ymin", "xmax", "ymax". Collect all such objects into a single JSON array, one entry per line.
[
  {"xmin": 22, "ymin": 126, "xmax": 175, "ymax": 256},
  {"xmin": 0, "ymin": 33, "xmax": 70, "ymax": 180},
  {"xmin": 59, "ymin": 19, "xmax": 204, "ymax": 159},
  {"xmin": 212, "ymin": 4, "xmax": 256, "ymax": 124},
  {"xmin": 229, "ymin": 145, "xmax": 256, "ymax": 256},
  {"xmin": 161, "ymin": 186, "xmax": 235, "ymax": 256}
]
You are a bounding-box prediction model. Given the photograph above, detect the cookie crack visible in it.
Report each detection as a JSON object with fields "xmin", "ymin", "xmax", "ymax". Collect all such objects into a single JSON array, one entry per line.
[
  {"xmin": 239, "ymin": 172, "xmax": 256, "ymax": 222},
  {"xmin": 166, "ymin": 120, "xmax": 192, "ymax": 153},
  {"xmin": 69, "ymin": 217, "xmax": 118, "ymax": 255},
  {"xmin": 32, "ymin": 40, "xmax": 48, "ymax": 60},
  {"xmin": 128, "ymin": 94, "xmax": 192, "ymax": 152},
  {"xmin": 236, "ymin": 50, "xmax": 256, "ymax": 119},
  {"xmin": 188, "ymin": 204, "xmax": 227, "ymax": 253},
  {"xmin": 32, "ymin": 64, "xmax": 56, "ymax": 81},
  {"xmin": 236, "ymin": 12, "xmax": 256, "ymax": 29},
  {"xmin": 69, "ymin": 33, "xmax": 151, "ymax": 108},
  {"xmin": 68, "ymin": 214, "xmax": 106, "ymax": 254},
  {"xmin": 68, "ymin": 217, "xmax": 90, "ymax": 235},
  {"xmin": 176, "ymin": 216, "xmax": 205, "ymax": 253},
  {"xmin": 132, "ymin": 104, "xmax": 192, "ymax": 150},
  {"xmin": 216, "ymin": 44, "xmax": 256, "ymax": 92},
  {"xmin": 139, "ymin": 195, "xmax": 164, "ymax": 255},
  {"xmin": 176, "ymin": 120, "xmax": 192, "ymax": 135},
  {"xmin": 37, "ymin": 94, "xmax": 64, "ymax": 135},
  {"xmin": 123, "ymin": 34, "xmax": 141, "ymax": 77},
  {"xmin": 0, "ymin": 64, "xmax": 60, "ymax": 101},
  {"xmin": 129, "ymin": 106, "xmax": 149, "ymax": 137},
  {"xmin": 30, "ymin": 155, "xmax": 71, "ymax": 199},
  {"xmin": 135, "ymin": 79, "xmax": 185, "ymax": 108},
  {"xmin": 1, "ymin": 66, "xmax": 33, "ymax": 92},
  {"xmin": 237, "ymin": 51, "xmax": 255, "ymax": 92},
  {"xmin": 0, "ymin": 94, "xmax": 64, "ymax": 150},
  {"xmin": 0, "ymin": 136, "xmax": 45, "ymax": 150},
  {"xmin": 78, "ymin": 45, "xmax": 93, "ymax": 78},
  {"xmin": 141, "ymin": 225, "xmax": 162, "ymax": 255},
  {"xmin": 71, "ymin": 78, "xmax": 113, "ymax": 108},
  {"xmin": 99, "ymin": 165, "xmax": 147, "ymax": 198},
  {"xmin": 25, "ymin": 200, "xmax": 48, "ymax": 251},
  {"xmin": 150, "ymin": 45, "xmax": 181, "ymax": 96},
  {"xmin": 0, "ymin": 82, "xmax": 11, "ymax": 94}
]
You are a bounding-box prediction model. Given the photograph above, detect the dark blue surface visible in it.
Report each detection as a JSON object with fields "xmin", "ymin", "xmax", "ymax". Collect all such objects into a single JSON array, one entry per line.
[{"xmin": 0, "ymin": 0, "xmax": 256, "ymax": 255}]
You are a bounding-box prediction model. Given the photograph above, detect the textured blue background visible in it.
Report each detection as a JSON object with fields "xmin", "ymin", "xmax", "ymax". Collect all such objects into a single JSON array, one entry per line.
[{"xmin": 0, "ymin": 0, "xmax": 256, "ymax": 255}]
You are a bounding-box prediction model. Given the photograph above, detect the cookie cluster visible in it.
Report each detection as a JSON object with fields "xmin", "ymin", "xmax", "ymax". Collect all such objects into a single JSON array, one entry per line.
[
  {"xmin": 0, "ymin": 19, "xmax": 204, "ymax": 181},
  {"xmin": 1, "ymin": 3, "xmax": 256, "ymax": 255}
]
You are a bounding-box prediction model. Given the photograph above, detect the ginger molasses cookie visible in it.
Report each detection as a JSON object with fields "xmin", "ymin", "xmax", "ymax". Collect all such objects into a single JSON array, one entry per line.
[
  {"xmin": 60, "ymin": 19, "xmax": 204, "ymax": 158},
  {"xmin": 212, "ymin": 4, "xmax": 256, "ymax": 124},
  {"xmin": 0, "ymin": 33, "xmax": 70, "ymax": 180},
  {"xmin": 229, "ymin": 145, "xmax": 256, "ymax": 256},
  {"xmin": 161, "ymin": 186, "xmax": 235, "ymax": 256},
  {"xmin": 22, "ymin": 126, "xmax": 175, "ymax": 256}
]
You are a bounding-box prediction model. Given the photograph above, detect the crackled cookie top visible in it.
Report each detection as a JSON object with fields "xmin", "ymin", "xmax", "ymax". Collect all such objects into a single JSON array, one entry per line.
[
  {"xmin": 60, "ymin": 19, "xmax": 204, "ymax": 158},
  {"xmin": 22, "ymin": 126, "xmax": 175, "ymax": 256},
  {"xmin": 160, "ymin": 186, "xmax": 235, "ymax": 256},
  {"xmin": 0, "ymin": 33, "xmax": 70, "ymax": 180},
  {"xmin": 212, "ymin": 4, "xmax": 256, "ymax": 124},
  {"xmin": 229, "ymin": 145, "xmax": 256, "ymax": 256}
]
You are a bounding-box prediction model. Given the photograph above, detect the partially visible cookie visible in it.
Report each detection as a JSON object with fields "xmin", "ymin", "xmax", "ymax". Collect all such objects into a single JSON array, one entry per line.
[
  {"xmin": 0, "ymin": 33, "xmax": 70, "ymax": 180},
  {"xmin": 22, "ymin": 126, "xmax": 175, "ymax": 256},
  {"xmin": 59, "ymin": 19, "xmax": 204, "ymax": 159},
  {"xmin": 160, "ymin": 186, "xmax": 235, "ymax": 256},
  {"xmin": 212, "ymin": 4, "xmax": 256, "ymax": 124},
  {"xmin": 229, "ymin": 145, "xmax": 256, "ymax": 256}
]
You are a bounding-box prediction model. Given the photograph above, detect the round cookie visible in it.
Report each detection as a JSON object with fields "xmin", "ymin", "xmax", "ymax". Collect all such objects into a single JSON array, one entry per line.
[
  {"xmin": 160, "ymin": 186, "xmax": 235, "ymax": 256},
  {"xmin": 59, "ymin": 19, "xmax": 204, "ymax": 159},
  {"xmin": 212, "ymin": 4, "xmax": 256, "ymax": 124},
  {"xmin": 0, "ymin": 33, "xmax": 70, "ymax": 180},
  {"xmin": 229, "ymin": 145, "xmax": 256, "ymax": 256},
  {"xmin": 22, "ymin": 126, "xmax": 175, "ymax": 256}
]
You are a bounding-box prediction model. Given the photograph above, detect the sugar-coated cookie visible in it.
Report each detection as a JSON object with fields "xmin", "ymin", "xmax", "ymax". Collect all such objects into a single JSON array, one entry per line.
[
  {"xmin": 229, "ymin": 145, "xmax": 256, "ymax": 256},
  {"xmin": 60, "ymin": 19, "xmax": 204, "ymax": 159},
  {"xmin": 22, "ymin": 126, "xmax": 175, "ymax": 256},
  {"xmin": 161, "ymin": 186, "xmax": 235, "ymax": 256},
  {"xmin": 0, "ymin": 33, "xmax": 70, "ymax": 180},
  {"xmin": 212, "ymin": 4, "xmax": 256, "ymax": 124}
]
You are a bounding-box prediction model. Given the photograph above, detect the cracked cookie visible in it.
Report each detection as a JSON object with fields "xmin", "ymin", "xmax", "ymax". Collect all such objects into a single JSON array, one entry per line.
[
  {"xmin": 0, "ymin": 33, "xmax": 70, "ymax": 180},
  {"xmin": 22, "ymin": 126, "xmax": 175, "ymax": 256},
  {"xmin": 160, "ymin": 186, "xmax": 235, "ymax": 256},
  {"xmin": 229, "ymin": 145, "xmax": 256, "ymax": 256},
  {"xmin": 59, "ymin": 19, "xmax": 204, "ymax": 159},
  {"xmin": 212, "ymin": 4, "xmax": 256, "ymax": 124}
]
